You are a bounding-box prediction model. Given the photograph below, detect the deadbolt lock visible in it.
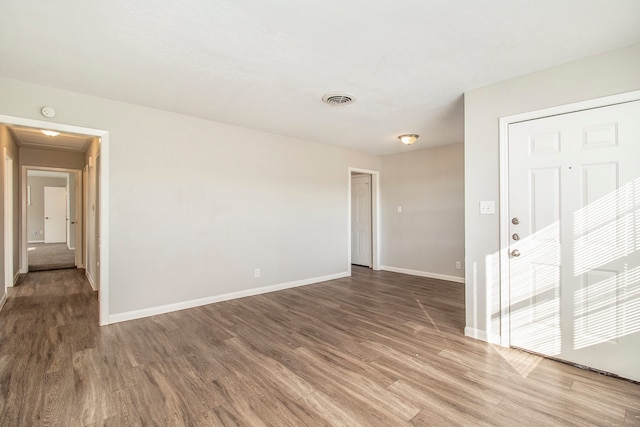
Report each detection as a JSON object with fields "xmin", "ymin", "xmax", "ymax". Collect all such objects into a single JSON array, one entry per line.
[
  {"xmin": 512, "ymin": 233, "xmax": 520, "ymax": 241},
  {"xmin": 512, "ymin": 217, "xmax": 520, "ymax": 225}
]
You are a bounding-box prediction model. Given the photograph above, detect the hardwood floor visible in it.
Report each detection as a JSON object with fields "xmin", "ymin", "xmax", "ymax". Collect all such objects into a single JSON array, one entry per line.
[
  {"xmin": 1, "ymin": 267, "xmax": 639, "ymax": 426},
  {"xmin": 27, "ymin": 242, "xmax": 76, "ymax": 271}
]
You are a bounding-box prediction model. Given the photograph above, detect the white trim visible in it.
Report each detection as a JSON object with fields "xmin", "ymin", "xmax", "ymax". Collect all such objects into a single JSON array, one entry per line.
[
  {"xmin": 86, "ymin": 269, "xmax": 97, "ymax": 292},
  {"xmin": 0, "ymin": 114, "xmax": 109, "ymax": 326},
  {"xmin": 464, "ymin": 327, "xmax": 501, "ymax": 345},
  {"xmin": 348, "ymin": 167, "xmax": 381, "ymax": 273},
  {"xmin": 13, "ymin": 271, "xmax": 19, "ymax": 286},
  {"xmin": 498, "ymin": 89, "xmax": 640, "ymax": 348},
  {"xmin": 28, "ymin": 240, "xmax": 45, "ymax": 244},
  {"xmin": 109, "ymin": 271, "xmax": 350, "ymax": 324},
  {"xmin": 380, "ymin": 265, "xmax": 465, "ymax": 284},
  {"xmin": 0, "ymin": 291, "xmax": 6, "ymax": 312}
]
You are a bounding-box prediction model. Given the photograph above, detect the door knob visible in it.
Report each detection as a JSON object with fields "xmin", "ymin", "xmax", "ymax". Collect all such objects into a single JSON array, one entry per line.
[
  {"xmin": 512, "ymin": 233, "xmax": 520, "ymax": 241},
  {"xmin": 511, "ymin": 249, "xmax": 521, "ymax": 257},
  {"xmin": 512, "ymin": 217, "xmax": 520, "ymax": 225}
]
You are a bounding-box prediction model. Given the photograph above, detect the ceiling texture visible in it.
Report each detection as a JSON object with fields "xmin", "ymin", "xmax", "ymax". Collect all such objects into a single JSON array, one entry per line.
[{"xmin": 1, "ymin": 0, "xmax": 639, "ymax": 155}]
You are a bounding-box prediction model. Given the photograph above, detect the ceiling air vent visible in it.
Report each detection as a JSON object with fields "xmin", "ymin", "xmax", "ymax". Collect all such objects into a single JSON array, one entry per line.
[{"xmin": 322, "ymin": 93, "xmax": 356, "ymax": 106}]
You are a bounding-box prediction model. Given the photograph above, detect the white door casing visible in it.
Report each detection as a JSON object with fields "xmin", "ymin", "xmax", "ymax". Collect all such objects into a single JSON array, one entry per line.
[
  {"xmin": 44, "ymin": 186, "xmax": 67, "ymax": 243},
  {"xmin": 508, "ymin": 100, "xmax": 640, "ymax": 381},
  {"xmin": 351, "ymin": 174, "xmax": 372, "ymax": 267}
]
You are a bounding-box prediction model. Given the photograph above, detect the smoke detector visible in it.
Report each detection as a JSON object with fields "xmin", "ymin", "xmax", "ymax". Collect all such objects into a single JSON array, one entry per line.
[{"xmin": 322, "ymin": 93, "xmax": 356, "ymax": 106}]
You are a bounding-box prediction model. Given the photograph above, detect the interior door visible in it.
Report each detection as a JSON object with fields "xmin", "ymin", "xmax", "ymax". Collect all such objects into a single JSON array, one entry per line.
[
  {"xmin": 351, "ymin": 174, "xmax": 372, "ymax": 267},
  {"xmin": 44, "ymin": 186, "xmax": 67, "ymax": 243},
  {"xmin": 509, "ymin": 100, "xmax": 640, "ymax": 381}
]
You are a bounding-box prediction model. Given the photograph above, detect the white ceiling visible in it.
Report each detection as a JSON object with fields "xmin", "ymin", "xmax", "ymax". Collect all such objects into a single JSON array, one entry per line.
[
  {"xmin": 8, "ymin": 126, "xmax": 93, "ymax": 152},
  {"xmin": 1, "ymin": 1, "xmax": 639, "ymax": 155}
]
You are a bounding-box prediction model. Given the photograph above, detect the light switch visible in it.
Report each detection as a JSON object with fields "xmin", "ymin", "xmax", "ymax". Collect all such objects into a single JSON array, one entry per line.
[
  {"xmin": 397, "ymin": 206, "xmax": 402, "ymax": 213},
  {"xmin": 480, "ymin": 201, "xmax": 495, "ymax": 215}
]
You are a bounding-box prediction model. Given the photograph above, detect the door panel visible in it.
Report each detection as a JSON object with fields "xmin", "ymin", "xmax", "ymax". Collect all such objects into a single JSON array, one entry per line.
[
  {"xmin": 351, "ymin": 175, "xmax": 372, "ymax": 267},
  {"xmin": 509, "ymin": 100, "xmax": 640, "ymax": 381},
  {"xmin": 44, "ymin": 186, "xmax": 67, "ymax": 243}
]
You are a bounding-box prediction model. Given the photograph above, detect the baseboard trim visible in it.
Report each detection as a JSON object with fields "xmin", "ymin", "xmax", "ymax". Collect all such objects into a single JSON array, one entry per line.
[
  {"xmin": 464, "ymin": 327, "xmax": 502, "ymax": 345},
  {"xmin": 0, "ymin": 292, "xmax": 6, "ymax": 312},
  {"xmin": 13, "ymin": 271, "xmax": 20, "ymax": 286},
  {"xmin": 28, "ymin": 240, "xmax": 44, "ymax": 244},
  {"xmin": 86, "ymin": 270, "xmax": 98, "ymax": 292},
  {"xmin": 380, "ymin": 266, "xmax": 464, "ymax": 284},
  {"xmin": 108, "ymin": 271, "xmax": 350, "ymax": 325}
]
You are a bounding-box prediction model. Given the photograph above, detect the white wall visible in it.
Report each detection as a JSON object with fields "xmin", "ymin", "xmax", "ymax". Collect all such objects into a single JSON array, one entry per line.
[
  {"xmin": 0, "ymin": 77, "xmax": 381, "ymax": 321},
  {"xmin": 464, "ymin": 43, "xmax": 640, "ymax": 342},
  {"xmin": 26, "ymin": 176, "xmax": 66, "ymax": 242},
  {"xmin": 381, "ymin": 143, "xmax": 464, "ymax": 281}
]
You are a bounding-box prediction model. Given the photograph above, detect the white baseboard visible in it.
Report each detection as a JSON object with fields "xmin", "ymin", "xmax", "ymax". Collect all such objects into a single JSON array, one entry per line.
[
  {"xmin": 108, "ymin": 271, "xmax": 350, "ymax": 325},
  {"xmin": 0, "ymin": 292, "xmax": 6, "ymax": 312},
  {"xmin": 464, "ymin": 326, "xmax": 502, "ymax": 345},
  {"xmin": 86, "ymin": 270, "xmax": 98, "ymax": 291},
  {"xmin": 28, "ymin": 240, "xmax": 44, "ymax": 244},
  {"xmin": 380, "ymin": 265, "xmax": 465, "ymax": 284},
  {"xmin": 13, "ymin": 271, "xmax": 20, "ymax": 286}
]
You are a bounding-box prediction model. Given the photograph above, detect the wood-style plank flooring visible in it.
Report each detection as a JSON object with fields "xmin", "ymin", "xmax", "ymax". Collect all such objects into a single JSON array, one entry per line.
[{"xmin": 1, "ymin": 267, "xmax": 639, "ymax": 426}]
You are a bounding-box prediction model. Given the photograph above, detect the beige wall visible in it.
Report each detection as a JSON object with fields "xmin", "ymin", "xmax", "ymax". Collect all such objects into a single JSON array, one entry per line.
[
  {"xmin": 85, "ymin": 137, "xmax": 100, "ymax": 290},
  {"xmin": 19, "ymin": 147, "xmax": 85, "ymax": 170},
  {"xmin": 26, "ymin": 176, "xmax": 67, "ymax": 242},
  {"xmin": 464, "ymin": 43, "xmax": 640, "ymax": 342},
  {"xmin": 0, "ymin": 125, "xmax": 20, "ymax": 300},
  {"xmin": 381, "ymin": 143, "xmax": 464, "ymax": 280},
  {"xmin": 0, "ymin": 78, "xmax": 381, "ymax": 321}
]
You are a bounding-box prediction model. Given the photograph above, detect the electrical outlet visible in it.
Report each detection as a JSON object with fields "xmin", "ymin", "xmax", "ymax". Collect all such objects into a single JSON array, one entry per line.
[
  {"xmin": 254, "ymin": 268, "xmax": 260, "ymax": 278},
  {"xmin": 479, "ymin": 201, "xmax": 495, "ymax": 215},
  {"xmin": 455, "ymin": 261, "xmax": 462, "ymax": 270}
]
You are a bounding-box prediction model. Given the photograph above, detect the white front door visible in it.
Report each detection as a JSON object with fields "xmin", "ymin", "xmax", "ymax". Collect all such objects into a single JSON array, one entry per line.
[
  {"xmin": 351, "ymin": 174, "xmax": 372, "ymax": 267},
  {"xmin": 508, "ymin": 100, "xmax": 640, "ymax": 381},
  {"xmin": 44, "ymin": 186, "xmax": 67, "ymax": 243}
]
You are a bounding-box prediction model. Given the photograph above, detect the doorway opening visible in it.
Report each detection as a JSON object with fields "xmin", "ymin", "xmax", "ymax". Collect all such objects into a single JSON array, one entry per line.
[
  {"xmin": 25, "ymin": 168, "xmax": 81, "ymax": 271},
  {"xmin": 0, "ymin": 114, "xmax": 109, "ymax": 325},
  {"xmin": 348, "ymin": 167, "xmax": 380, "ymax": 273}
]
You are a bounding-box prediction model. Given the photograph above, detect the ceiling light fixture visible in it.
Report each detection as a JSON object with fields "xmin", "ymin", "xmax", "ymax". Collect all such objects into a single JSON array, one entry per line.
[
  {"xmin": 398, "ymin": 134, "xmax": 419, "ymax": 145},
  {"xmin": 41, "ymin": 130, "xmax": 60, "ymax": 137}
]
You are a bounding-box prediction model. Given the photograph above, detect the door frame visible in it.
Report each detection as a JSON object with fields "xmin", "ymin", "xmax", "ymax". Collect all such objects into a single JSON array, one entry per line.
[
  {"xmin": 0, "ymin": 114, "xmax": 110, "ymax": 326},
  {"xmin": 348, "ymin": 167, "xmax": 380, "ymax": 273},
  {"xmin": 498, "ymin": 89, "xmax": 640, "ymax": 347},
  {"xmin": 24, "ymin": 167, "xmax": 83, "ymax": 264}
]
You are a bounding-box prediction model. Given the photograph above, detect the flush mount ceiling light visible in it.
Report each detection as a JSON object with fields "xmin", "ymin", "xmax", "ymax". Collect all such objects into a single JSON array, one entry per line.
[
  {"xmin": 398, "ymin": 134, "xmax": 419, "ymax": 145},
  {"xmin": 322, "ymin": 93, "xmax": 356, "ymax": 106},
  {"xmin": 41, "ymin": 130, "xmax": 60, "ymax": 137}
]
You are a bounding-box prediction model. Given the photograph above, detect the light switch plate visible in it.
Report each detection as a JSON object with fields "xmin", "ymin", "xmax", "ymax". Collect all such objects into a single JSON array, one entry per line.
[{"xmin": 480, "ymin": 200, "xmax": 495, "ymax": 215}]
